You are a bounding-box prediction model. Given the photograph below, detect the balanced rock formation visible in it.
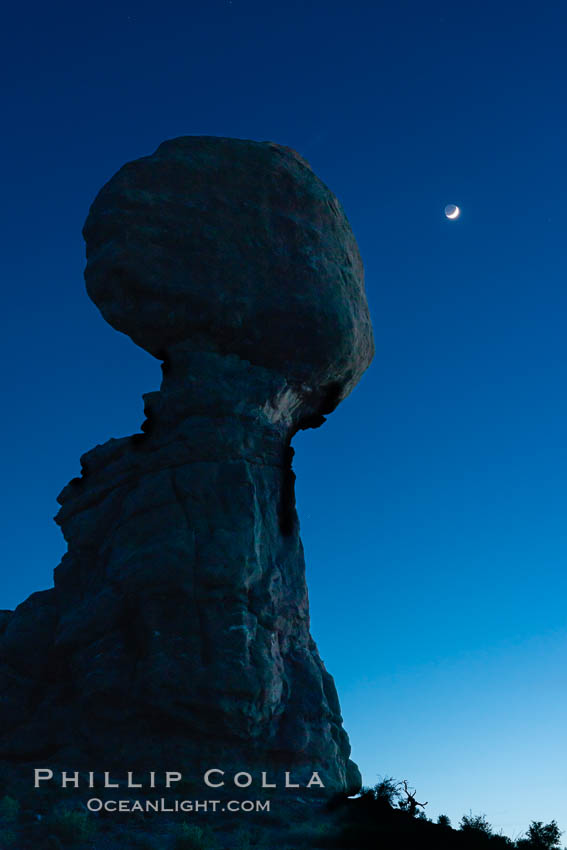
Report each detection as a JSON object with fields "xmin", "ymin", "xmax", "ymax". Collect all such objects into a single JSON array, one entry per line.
[{"xmin": 0, "ymin": 137, "xmax": 373, "ymax": 796}]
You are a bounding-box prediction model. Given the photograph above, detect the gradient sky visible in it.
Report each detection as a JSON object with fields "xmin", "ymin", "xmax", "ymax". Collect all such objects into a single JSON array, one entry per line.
[{"xmin": 2, "ymin": 0, "xmax": 566, "ymax": 838}]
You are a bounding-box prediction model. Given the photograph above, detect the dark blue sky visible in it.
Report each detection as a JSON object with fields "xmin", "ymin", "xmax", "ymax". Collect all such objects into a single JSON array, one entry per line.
[{"xmin": 2, "ymin": 0, "xmax": 566, "ymax": 836}]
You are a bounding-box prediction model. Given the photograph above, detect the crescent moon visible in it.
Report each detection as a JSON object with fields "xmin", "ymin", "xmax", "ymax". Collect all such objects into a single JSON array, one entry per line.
[{"xmin": 445, "ymin": 204, "xmax": 460, "ymax": 219}]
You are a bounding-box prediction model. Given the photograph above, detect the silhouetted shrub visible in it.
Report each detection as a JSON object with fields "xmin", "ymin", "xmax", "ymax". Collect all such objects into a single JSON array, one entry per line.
[
  {"xmin": 460, "ymin": 812, "xmax": 493, "ymax": 836},
  {"xmin": 437, "ymin": 814, "xmax": 452, "ymax": 827},
  {"xmin": 516, "ymin": 820, "xmax": 562, "ymax": 850},
  {"xmin": 373, "ymin": 776, "xmax": 401, "ymax": 805}
]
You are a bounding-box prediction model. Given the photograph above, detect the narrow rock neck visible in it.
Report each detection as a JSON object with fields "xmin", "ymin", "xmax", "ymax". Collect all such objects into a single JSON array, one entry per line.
[{"xmin": 141, "ymin": 347, "xmax": 307, "ymax": 451}]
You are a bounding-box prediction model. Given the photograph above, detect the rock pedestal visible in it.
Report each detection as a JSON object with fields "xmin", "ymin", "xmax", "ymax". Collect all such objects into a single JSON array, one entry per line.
[{"xmin": 0, "ymin": 137, "xmax": 373, "ymax": 797}]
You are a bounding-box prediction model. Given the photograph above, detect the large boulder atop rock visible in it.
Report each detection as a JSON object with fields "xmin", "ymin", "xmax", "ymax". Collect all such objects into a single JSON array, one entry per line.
[{"xmin": 83, "ymin": 136, "xmax": 374, "ymax": 420}]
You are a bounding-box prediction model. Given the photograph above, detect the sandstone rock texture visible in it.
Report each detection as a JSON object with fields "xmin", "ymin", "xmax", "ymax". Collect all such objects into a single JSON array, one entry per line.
[{"xmin": 0, "ymin": 137, "xmax": 373, "ymax": 795}]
